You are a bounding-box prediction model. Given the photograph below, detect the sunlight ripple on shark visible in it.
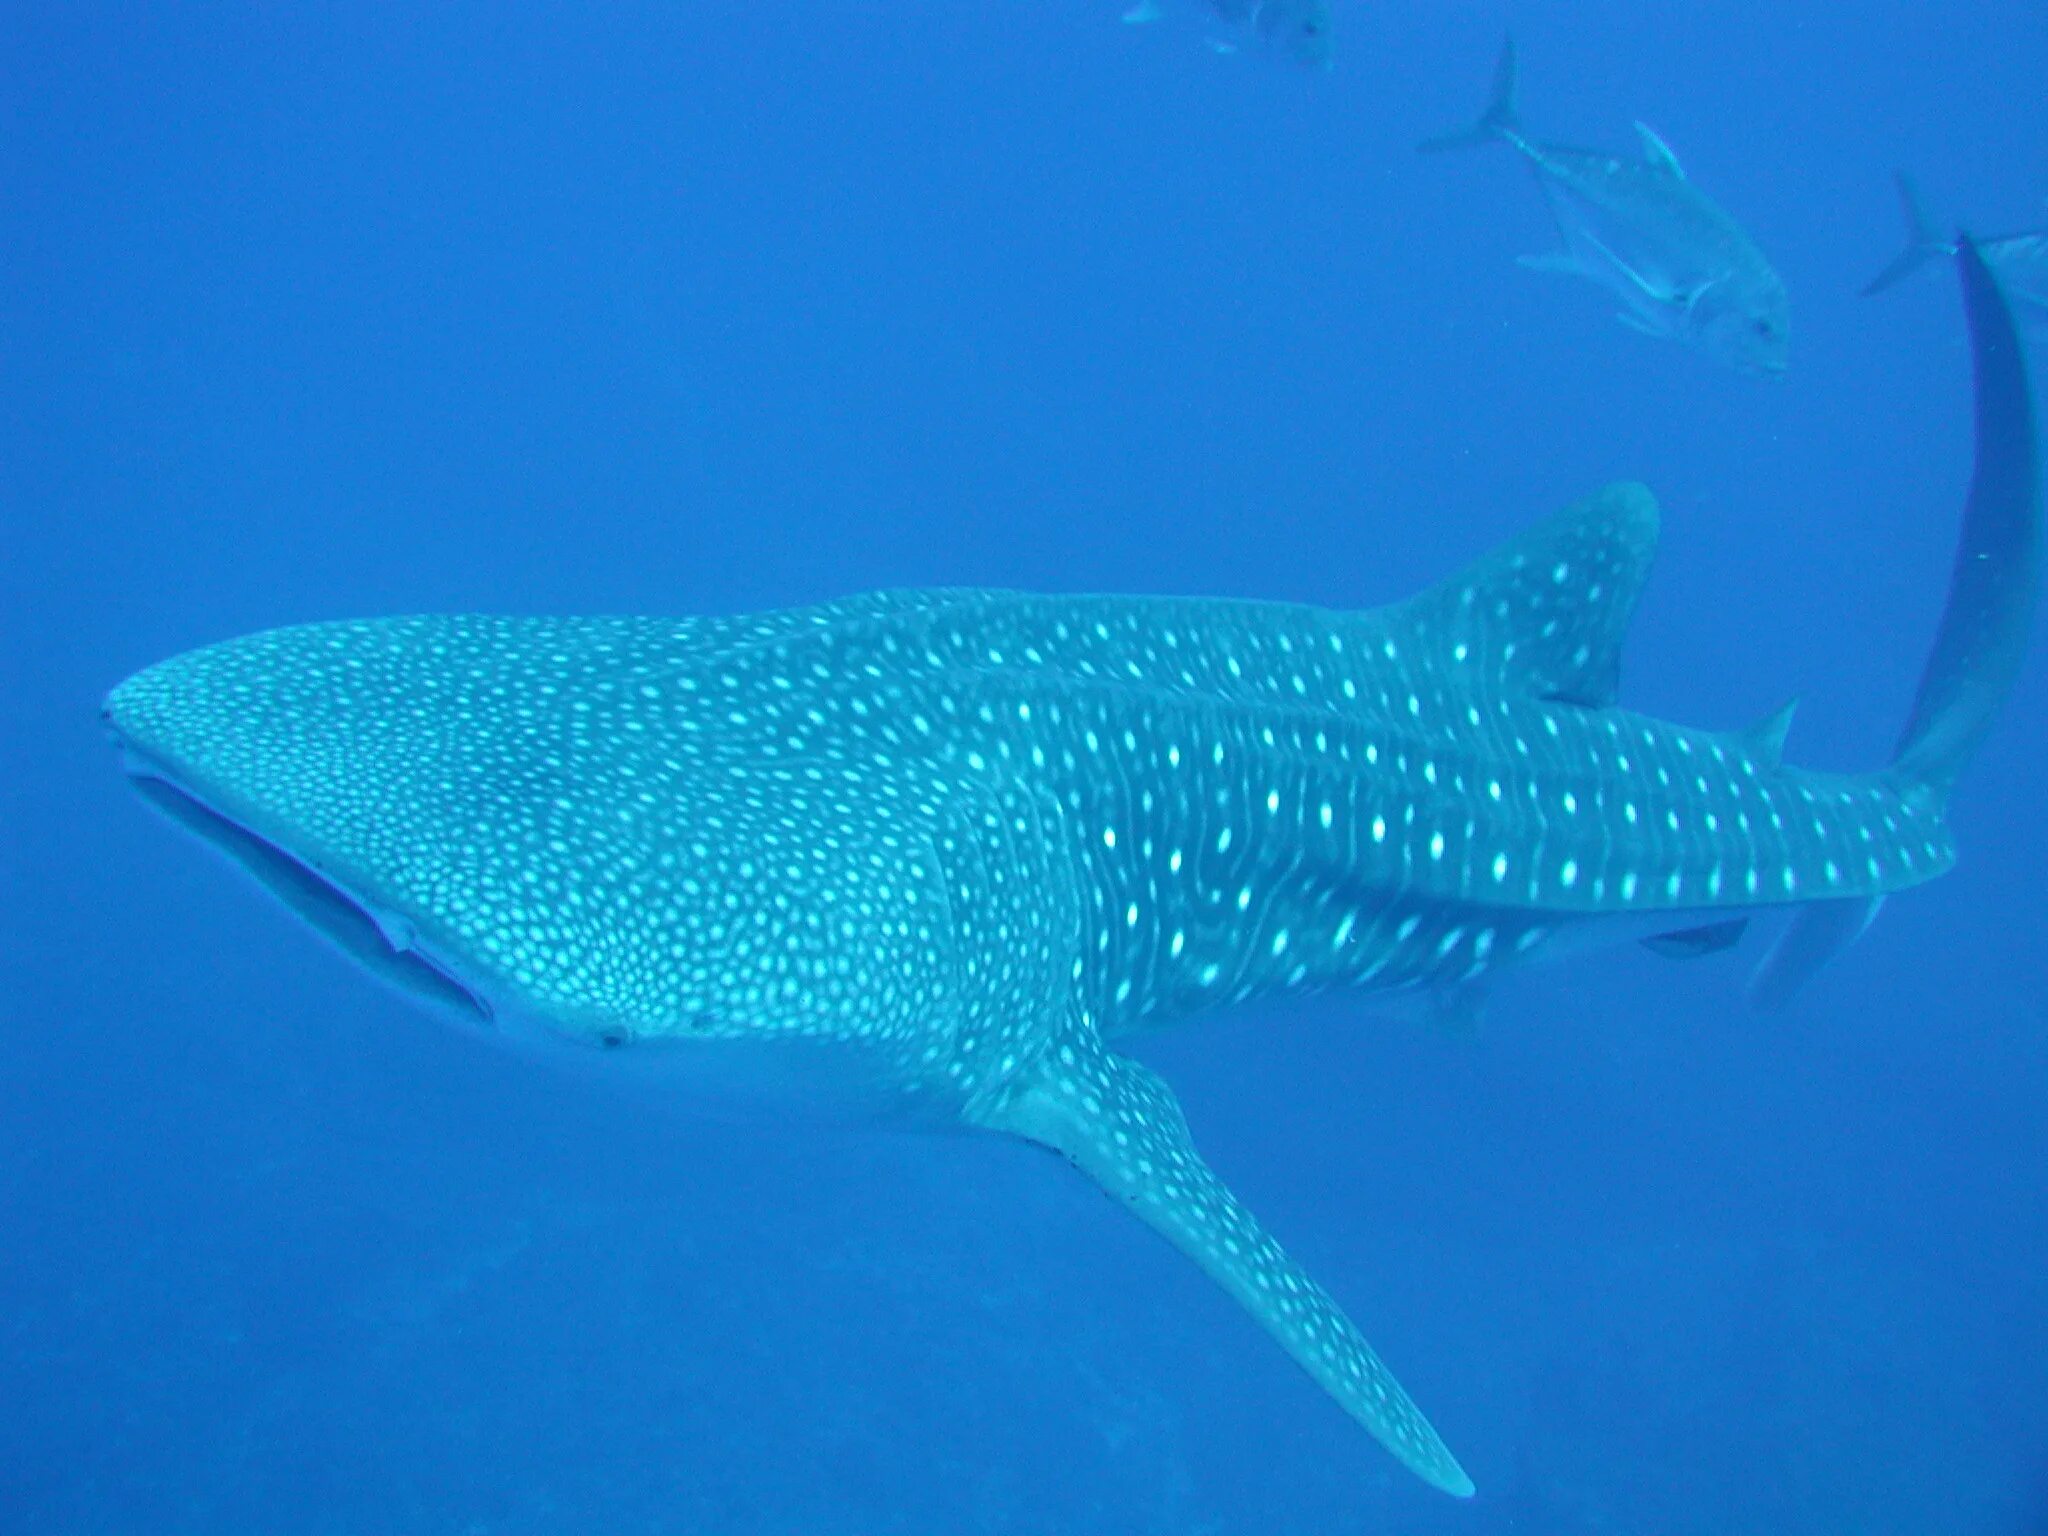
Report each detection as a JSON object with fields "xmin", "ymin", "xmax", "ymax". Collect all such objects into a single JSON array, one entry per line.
[{"xmin": 104, "ymin": 246, "xmax": 2037, "ymax": 1496}]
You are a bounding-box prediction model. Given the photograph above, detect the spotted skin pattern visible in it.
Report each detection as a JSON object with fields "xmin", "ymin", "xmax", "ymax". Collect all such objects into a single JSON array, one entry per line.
[{"xmin": 99, "ymin": 487, "xmax": 1965, "ymax": 1498}]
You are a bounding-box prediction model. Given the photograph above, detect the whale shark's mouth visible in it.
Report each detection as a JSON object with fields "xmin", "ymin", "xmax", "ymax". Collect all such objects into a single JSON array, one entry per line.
[{"xmin": 115, "ymin": 748, "xmax": 493, "ymax": 1026}]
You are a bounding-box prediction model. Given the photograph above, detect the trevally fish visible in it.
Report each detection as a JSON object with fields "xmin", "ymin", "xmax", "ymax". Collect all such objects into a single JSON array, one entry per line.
[
  {"xmin": 1423, "ymin": 38, "xmax": 1791, "ymax": 376},
  {"xmin": 103, "ymin": 245, "xmax": 2034, "ymax": 1498},
  {"xmin": 1120, "ymin": 0, "xmax": 1333, "ymax": 70},
  {"xmin": 1865, "ymin": 171, "xmax": 2047, "ymax": 333}
]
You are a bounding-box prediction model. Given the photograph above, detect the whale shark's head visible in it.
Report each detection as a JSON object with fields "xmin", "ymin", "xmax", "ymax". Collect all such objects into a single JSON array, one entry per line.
[
  {"xmin": 101, "ymin": 615, "xmax": 955, "ymax": 1107},
  {"xmin": 108, "ymin": 623, "xmax": 414, "ymax": 855},
  {"xmin": 105, "ymin": 621, "xmax": 504, "ymax": 1027}
]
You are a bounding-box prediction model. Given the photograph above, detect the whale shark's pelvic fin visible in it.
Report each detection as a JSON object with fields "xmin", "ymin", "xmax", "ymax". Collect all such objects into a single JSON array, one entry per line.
[
  {"xmin": 1641, "ymin": 917, "xmax": 1749, "ymax": 960},
  {"xmin": 976, "ymin": 1018, "xmax": 1476, "ymax": 1498}
]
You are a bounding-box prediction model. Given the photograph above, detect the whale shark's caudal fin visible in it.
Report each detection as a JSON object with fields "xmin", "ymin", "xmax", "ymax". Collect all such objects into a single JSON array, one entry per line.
[
  {"xmin": 1889, "ymin": 238, "xmax": 2042, "ymax": 796},
  {"xmin": 1750, "ymin": 239, "xmax": 2039, "ymax": 1009},
  {"xmin": 977, "ymin": 1017, "xmax": 1476, "ymax": 1498}
]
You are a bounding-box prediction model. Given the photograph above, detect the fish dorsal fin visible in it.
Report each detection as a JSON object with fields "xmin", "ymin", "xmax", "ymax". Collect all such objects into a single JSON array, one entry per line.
[
  {"xmin": 1634, "ymin": 121, "xmax": 1686, "ymax": 178},
  {"xmin": 975, "ymin": 1018, "xmax": 1475, "ymax": 1497},
  {"xmin": 1740, "ymin": 697, "xmax": 1799, "ymax": 768},
  {"xmin": 1398, "ymin": 482, "xmax": 1660, "ymax": 709}
]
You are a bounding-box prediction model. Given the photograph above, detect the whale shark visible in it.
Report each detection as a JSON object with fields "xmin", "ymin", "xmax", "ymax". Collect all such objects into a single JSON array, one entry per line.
[{"xmin": 104, "ymin": 244, "xmax": 2037, "ymax": 1497}]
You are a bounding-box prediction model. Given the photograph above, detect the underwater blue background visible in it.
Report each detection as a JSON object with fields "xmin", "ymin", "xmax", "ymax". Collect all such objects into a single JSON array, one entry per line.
[{"xmin": 7, "ymin": 3, "xmax": 2047, "ymax": 1530}]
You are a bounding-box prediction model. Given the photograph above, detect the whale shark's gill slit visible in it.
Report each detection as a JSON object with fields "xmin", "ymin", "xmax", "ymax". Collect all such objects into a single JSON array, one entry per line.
[{"xmin": 125, "ymin": 772, "xmax": 493, "ymax": 1024}]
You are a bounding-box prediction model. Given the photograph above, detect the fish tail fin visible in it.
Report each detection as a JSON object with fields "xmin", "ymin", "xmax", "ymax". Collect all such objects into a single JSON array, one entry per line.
[
  {"xmin": 1751, "ymin": 241, "xmax": 2040, "ymax": 1011},
  {"xmin": 1418, "ymin": 35, "xmax": 1520, "ymax": 153},
  {"xmin": 1862, "ymin": 171, "xmax": 1951, "ymax": 296}
]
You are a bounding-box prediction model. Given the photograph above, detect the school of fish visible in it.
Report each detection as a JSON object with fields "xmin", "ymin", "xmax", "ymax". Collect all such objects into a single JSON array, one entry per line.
[{"xmin": 1116, "ymin": 17, "xmax": 2040, "ymax": 376}]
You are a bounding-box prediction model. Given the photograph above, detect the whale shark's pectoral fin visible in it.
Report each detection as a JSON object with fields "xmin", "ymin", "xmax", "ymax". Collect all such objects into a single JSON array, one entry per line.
[{"xmin": 975, "ymin": 1020, "xmax": 1475, "ymax": 1498}]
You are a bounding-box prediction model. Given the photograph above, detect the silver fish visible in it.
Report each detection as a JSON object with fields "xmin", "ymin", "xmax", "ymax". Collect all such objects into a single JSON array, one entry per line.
[
  {"xmin": 1864, "ymin": 171, "xmax": 2047, "ymax": 333},
  {"xmin": 1120, "ymin": 0, "xmax": 1333, "ymax": 70},
  {"xmin": 1423, "ymin": 38, "xmax": 1791, "ymax": 376}
]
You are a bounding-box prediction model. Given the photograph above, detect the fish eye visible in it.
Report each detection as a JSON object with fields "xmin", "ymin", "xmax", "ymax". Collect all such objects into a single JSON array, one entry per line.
[{"xmin": 1752, "ymin": 319, "xmax": 1776, "ymax": 337}]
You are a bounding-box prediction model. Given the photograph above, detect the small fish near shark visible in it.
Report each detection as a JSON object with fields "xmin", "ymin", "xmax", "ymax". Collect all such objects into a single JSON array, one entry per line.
[
  {"xmin": 1424, "ymin": 38, "xmax": 1792, "ymax": 377},
  {"xmin": 1120, "ymin": 0, "xmax": 1334, "ymax": 70},
  {"xmin": 104, "ymin": 244, "xmax": 2036, "ymax": 1497},
  {"xmin": 1865, "ymin": 170, "xmax": 2047, "ymax": 334}
]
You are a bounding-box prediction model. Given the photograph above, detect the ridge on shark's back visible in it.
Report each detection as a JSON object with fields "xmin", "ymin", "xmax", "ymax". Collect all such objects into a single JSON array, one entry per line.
[{"xmin": 103, "ymin": 245, "xmax": 2038, "ymax": 1498}]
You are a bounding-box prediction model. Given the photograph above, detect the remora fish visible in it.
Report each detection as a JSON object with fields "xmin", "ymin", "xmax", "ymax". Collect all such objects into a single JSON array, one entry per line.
[
  {"xmin": 1864, "ymin": 171, "xmax": 2047, "ymax": 332},
  {"xmin": 1120, "ymin": 0, "xmax": 1333, "ymax": 70},
  {"xmin": 1422, "ymin": 38, "xmax": 1792, "ymax": 376},
  {"xmin": 103, "ymin": 245, "xmax": 2035, "ymax": 1498}
]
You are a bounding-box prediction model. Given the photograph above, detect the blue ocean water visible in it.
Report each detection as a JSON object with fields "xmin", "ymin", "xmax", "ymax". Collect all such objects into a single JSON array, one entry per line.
[{"xmin": 6, "ymin": 3, "xmax": 2046, "ymax": 1530}]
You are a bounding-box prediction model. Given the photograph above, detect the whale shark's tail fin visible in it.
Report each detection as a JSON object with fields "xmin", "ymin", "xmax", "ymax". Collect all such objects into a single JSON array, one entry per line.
[
  {"xmin": 1889, "ymin": 237, "xmax": 2041, "ymax": 797},
  {"xmin": 1863, "ymin": 172, "xmax": 1954, "ymax": 298},
  {"xmin": 1750, "ymin": 240, "xmax": 2039, "ymax": 1009}
]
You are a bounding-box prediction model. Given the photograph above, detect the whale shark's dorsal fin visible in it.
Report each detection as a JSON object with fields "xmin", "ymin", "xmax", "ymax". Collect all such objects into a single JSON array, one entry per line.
[
  {"xmin": 1741, "ymin": 697, "xmax": 1799, "ymax": 770},
  {"xmin": 975, "ymin": 1018, "xmax": 1476, "ymax": 1497},
  {"xmin": 1397, "ymin": 481, "xmax": 1660, "ymax": 709}
]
